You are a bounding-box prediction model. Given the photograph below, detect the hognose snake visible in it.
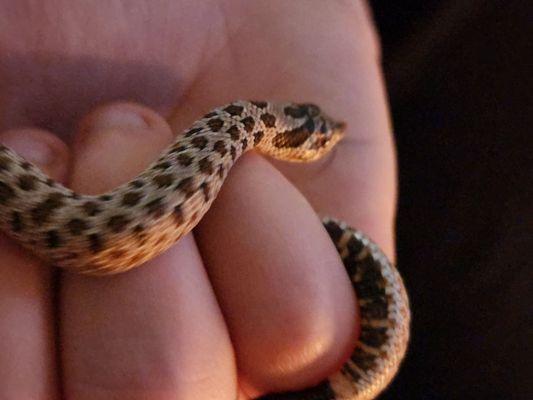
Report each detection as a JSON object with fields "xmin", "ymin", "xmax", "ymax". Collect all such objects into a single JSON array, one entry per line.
[{"xmin": 0, "ymin": 100, "xmax": 410, "ymax": 399}]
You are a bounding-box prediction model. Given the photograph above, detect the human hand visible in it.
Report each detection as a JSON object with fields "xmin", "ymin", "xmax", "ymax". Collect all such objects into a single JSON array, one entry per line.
[{"xmin": 0, "ymin": 1, "xmax": 396, "ymax": 399}]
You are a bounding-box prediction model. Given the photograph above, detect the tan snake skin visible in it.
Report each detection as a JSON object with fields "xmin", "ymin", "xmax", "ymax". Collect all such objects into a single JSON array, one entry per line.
[{"xmin": 0, "ymin": 100, "xmax": 409, "ymax": 399}]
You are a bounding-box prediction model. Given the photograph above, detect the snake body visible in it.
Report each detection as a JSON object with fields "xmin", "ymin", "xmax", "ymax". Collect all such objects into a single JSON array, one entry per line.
[{"xmin": 0, "ymin": 100, "xmax": 409, "ymax": 399}]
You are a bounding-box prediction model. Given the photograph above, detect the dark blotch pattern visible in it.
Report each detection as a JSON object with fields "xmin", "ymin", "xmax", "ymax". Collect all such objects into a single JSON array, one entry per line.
[
  {"xmin": 304, "ymin": 118, "xmax": 315, "ymax": 133},
  {"xmin": 107, "ymin": 215, "xmax": 130, "ymax": 233},
  {"xmin": 185, "ymin": 127, "xmax": 202, "ymax": 137},
  {"xmin": 46, "ymin": 230, "xmax": 61, "ymax": 248},
  {"xmin": 217, "ymin": 164, "xmax": 225, "ymax": 178},
  {"xmin": 67, "ymin": 218, "xmax": 89, "ymax": 235},
  {"xmin": 31, "ymin": 193, "xmax": 66, "ymax": 224},
  {"xmin": 343, "ymin": 257, "xmax": 360, "ymax": 280},
  {"xmin": 20, "ymin": 161, "xmax": 32, "ymax": 170},
  {"xmin": 45, "ymin": 178, "xmax": 56, "ymax": 187},
  {"xmin": 226, "ymin": 125, "xmax": 241, "ymax": 141},
  {"xmin": 144, "ymin": 197, "xmax": 166, "ymax": 217},
  {"xmin": 251, "ymin": 101, "xmax": 267, "ymax": 109},
  {"xmin": 207, "ymin": 118, "xmax": 224, "ymax": 132},
  {"xmin": 360, "ymin": 298, "xmax": 388, "ymax": 319},
  {"xmin": 173, "ymin": 205, "xmax": 183, "ymax": 225},
  {"xmin": 130, "ymin": 179, "xmax": 144, "ymax": 188},
  {"xmin": 283, "ymin": 105, "xmax": 307, "ymax": 119},
  {"xmin": 175, "ymin": 177, "xmax": 195, "ymax": 198},
  {"xmin": 213, "ymin": 140, "xmax": 227, "ymax": 156},
  {"xmin": 254, "ymin": 131, "xmax": 264, "ymax": 146},
  {"xmin": 351, "ymin": 347, "xmax": 377, "ymax": 370},
  {"xmin": 153, "ymin": 173, "xmax": 174, "ymax": 188},
  {"xmin": 122, "ymin": 191, "xmax": 142, "ymax": 207},
  {"xmin": 177, "ymin": 153, "xmax": 193, "ymax": 167},
  {"xmin": 191, "ymin": 136, "xmax": 208, "ymax": 150},
  {"xmin": 82, "ymin": 201, "xmax": 102, "ymax": 217},
  {"xmin": 356, "ymin": 277, "xmax": 385, "ymax": 300},
  {"xmin": 133, "ymin": 224, "xmax": 144, "ymax": 235},
  {"xmin": 201, "ymin": 182, "xmax": 210, "ymax": 202},
  {"xmin": 230, "ymin": 146, "xmax": 237, "ymax": 161},
  {"xmin": 346, "ymin": 235, "xmax": 365, "ymax": 256},
  {"xmin": 260, "ymin": 113, "xmax": 277, "ymax": 128},
  {"xmin": 0, "ymin": 181, "xmax": 15, "ymax": 204},
  {"xmin": 360, "ymin": 326, "xmax": 389, "ymax": 348},
  {"xmin": 154, "ymin": 161, "xmax": 171, "ymax": 171},
  {"xmin": 241, "ymin": 138, "xmax": 248, "ymax": 151},
  {"xmin": 223, "ymin": 104, "xmax": 244, "ymax": 116},
  {"xmin": 18, "ymin": 174, "xmax": 38, "ymax": 191},
  {"xmin": 342, "ymin": 363, "xmax": 363, "ymax": 382},
  {"xmin": 170, "ymin": 145, "xmax": 186, "ymax": 154},
  {"xmin": 0, "ymin": 155, "xmax": 12, "ymax": 171},
  {"xmin": 324, "ymin": 220, "xmax": 344, "ymax": 243},
  {"xmin": 88, "ymin": 233, "xmax": 103, "ymax": 253},
  {"xmin": 198, "ymin": 157, "xmax": 214, "ymax": 175},
  {"xmin": 98, "ymin": 194, "xmax": 113, "ymax": 201},
  {"xmin": 241, "ymin": 116, "xmax": 255, "ymax": 133}
]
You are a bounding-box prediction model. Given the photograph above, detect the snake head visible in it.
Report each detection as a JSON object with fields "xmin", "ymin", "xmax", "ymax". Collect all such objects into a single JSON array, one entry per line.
[{"xmin": 268, "ymin": 102, "xmax": 346, "ymax": 161}]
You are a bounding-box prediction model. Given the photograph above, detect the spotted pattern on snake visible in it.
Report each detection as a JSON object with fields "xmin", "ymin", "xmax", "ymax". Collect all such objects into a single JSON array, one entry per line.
[{"xmin": 0, "ymin": 100, "xmax": 409, "ymax": 399}]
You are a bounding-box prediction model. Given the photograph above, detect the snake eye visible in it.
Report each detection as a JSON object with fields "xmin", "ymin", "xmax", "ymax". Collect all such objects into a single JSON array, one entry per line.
[
  {"xmin": 303, "ymin": 118, "xmax": 315, "ymax": 133},
  {"xmin": 320, "ymin": 121, "xmax": 329, "ymax": 134}
]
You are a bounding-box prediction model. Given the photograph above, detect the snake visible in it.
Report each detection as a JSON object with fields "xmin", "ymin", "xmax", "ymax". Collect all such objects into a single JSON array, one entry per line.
[{"xmin": 0, "ymin": 100, "xmax": 409, "ymax": 399}]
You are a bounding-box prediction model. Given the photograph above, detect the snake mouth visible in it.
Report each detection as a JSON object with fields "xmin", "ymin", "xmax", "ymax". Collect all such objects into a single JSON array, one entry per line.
[
  {"xmin": 332, "ymin": 121, "xmax": 347, "ymax": 138},
  {"xmin": 327, "ymin": 121, "xmax": 346, "ymax": 147}
]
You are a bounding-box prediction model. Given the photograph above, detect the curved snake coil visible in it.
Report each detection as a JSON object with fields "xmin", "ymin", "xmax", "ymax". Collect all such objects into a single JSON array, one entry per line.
[{"xmin": 0, "ymin": 100, "xmax": 409, "ymax": 399}]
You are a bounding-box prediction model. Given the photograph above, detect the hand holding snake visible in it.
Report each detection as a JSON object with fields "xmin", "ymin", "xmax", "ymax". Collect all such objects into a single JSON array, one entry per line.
[
  {"xmin": 0, "ymin": 1, "xmax": 407, "ymax": 398},
  {"xmin": 0, "ymin": 100, "xmax": 409, "ymax": 399}
]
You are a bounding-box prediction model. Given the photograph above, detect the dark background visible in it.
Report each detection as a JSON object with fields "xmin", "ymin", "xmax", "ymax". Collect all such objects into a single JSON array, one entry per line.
[{"xmin": 369, "ymin": 1, "xmax": 532, "ymax": 399}]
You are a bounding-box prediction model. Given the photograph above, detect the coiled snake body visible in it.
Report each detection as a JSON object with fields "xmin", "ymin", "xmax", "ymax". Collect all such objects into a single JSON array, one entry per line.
[{"xmin": 0, "ymin": 100, "xmax": 409, "ymax": 399}]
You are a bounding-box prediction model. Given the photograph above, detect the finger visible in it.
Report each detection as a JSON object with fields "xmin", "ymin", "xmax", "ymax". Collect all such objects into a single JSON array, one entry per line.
[
  {"xmin": 60, "ymin": 103, "xmax": 236, "ymax": 400},
  {"xmin": 196, "ymin": 153, "xmax": 358, "ymax": 397},
  {"xmin": 0, "ymin": 128, "xmax": 69, "ymax": 399}
]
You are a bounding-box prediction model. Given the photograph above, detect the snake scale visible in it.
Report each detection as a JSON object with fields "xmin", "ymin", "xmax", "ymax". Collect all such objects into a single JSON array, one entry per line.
[{"xmin": 0, "ymin": 100, "xmax": 409, "ymax": 399}]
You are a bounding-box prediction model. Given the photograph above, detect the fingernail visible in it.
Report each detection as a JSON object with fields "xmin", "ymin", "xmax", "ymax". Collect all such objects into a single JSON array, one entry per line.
[
  {"xmin": 1, "ymin": 131, "xmax": 53, "ymax": 167},
  {"xmin": 0, "ymin": 129, "xmax": 69, "ymax": 179},
  {"xmin": 86, "ymin": 106, "xmax": 149, "ymax": 132},
  {"xmin": 72, "ymin": 105, "xmax": 174, "ymax": 193}
]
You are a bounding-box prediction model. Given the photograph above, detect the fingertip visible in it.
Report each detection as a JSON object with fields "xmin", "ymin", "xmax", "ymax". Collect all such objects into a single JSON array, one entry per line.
[
  {"xmin": 70, "ymin": 102, "xmax": 174, "ymax": 193},
  {"xmin": 196, "ymin": 153, "xmax": 358, "ymax": 395},
  {"xmin": 0, "ymin": 128, "xmax": 70, "ymax": 181},
  {"xmin": 75, "ymin": 102, "xmax": 173, "ymax": 146}
]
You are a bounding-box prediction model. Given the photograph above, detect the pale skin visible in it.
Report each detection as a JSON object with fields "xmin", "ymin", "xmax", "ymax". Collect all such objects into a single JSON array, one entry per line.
[{"xmin": 0, "ymin": 1, "xmax": 396, "ymax": 399}]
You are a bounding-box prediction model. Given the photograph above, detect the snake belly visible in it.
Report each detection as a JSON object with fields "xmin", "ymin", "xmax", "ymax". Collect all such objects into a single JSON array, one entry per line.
[{"xmin": 0, "ymin": 100, "xmax": 409, "ymax": 399}]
